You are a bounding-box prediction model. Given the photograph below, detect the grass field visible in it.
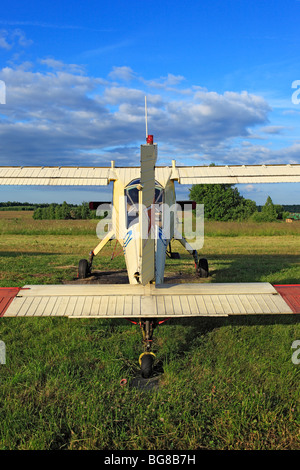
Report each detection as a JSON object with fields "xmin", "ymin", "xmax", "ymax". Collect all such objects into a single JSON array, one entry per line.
[{"xmin": 0, "ymin": 211, "xmax": 300, "ymax": 450}]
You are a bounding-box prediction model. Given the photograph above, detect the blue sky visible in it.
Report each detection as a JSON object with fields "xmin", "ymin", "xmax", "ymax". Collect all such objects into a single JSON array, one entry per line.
[{"xmin": 0, "ymin": 0, "xmax": 300, "ymax": 205}]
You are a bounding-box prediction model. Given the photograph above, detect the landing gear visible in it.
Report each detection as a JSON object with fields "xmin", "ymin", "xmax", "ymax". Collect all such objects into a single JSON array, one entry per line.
[
  {"xmin": 198, "ymin": 257, "xmax": 209, "ymax": 278},
  {"xmin": 127, "ymin": 318, "xmax": 167, "ymax": 379},
  {"xmin": 78, "ymin": 251, "xmax": 94, "ymax": 279},
  {"xmin": 191, "ymin": 250, "xmax": 209, "ymax": 278},
  {"xmin": 171, "ymin": 237, "xmax": 209, "ymax": 278},
  {"xmin": 139, "ymin": 319, "xmax": 157, "ymax": 378},
  {"xmin": 78, "ymin": 259, "xmax": 90, "ymax": 279},
  {"xmin": 139, "ymin": 352, "xmax": 155, "ymax": 378},
  {"xmin": 166, "ymin": 242, "xmax": 180, "ymax": 259}
]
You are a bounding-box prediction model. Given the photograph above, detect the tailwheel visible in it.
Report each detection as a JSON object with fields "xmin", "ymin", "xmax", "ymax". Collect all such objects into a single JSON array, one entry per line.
[
  {"xmin": 139, "ymin": 352, "xmax": 156, "ymax": 378},
  {"xmin": 78, "ymin": 259, "xmax": 89, "ymax": 279},
  {"xmin": 139, "ymin": 319, "xmax": 157, "ymax": 378}
]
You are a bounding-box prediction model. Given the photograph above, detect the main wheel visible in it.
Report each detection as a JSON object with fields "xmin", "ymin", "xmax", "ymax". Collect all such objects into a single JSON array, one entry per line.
[
  {"xmin": 198, "ymin": 258, "xmax": 209, "ymax": 278},
  {"xmin": 140, "ymin": 353, "xmax": 154, "ymax": 378},
  {"xmin": 78, "ymin": 259, "xmax": 89, "ymax": 279}
]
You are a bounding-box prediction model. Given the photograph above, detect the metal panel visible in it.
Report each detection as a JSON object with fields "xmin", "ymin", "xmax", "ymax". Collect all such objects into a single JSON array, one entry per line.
[
  {"xmin": 115, "ymin": 166, "xmax": 170, "ymax": 187},
  {"xmin": 116, "ymin": 168, "xmax": 139, "ymax": 186},
  {"xmin": 4, "ymin": 282, "xmax": 294, "ymax": 318},
  {"xmin": 155, "ymin": 167, "xmax": 172, "ymax": 187},
  {"xmin": 0, "ymin": 287, "xmax": 21, "ymax": 317},
  {"xmin": 274, "ymin": 285, "xmax": 300, "ymax": 313}
]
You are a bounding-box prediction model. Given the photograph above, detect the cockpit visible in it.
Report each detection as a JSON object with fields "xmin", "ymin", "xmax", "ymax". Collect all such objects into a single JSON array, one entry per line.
[{"xmin": 125, "ymin": 178, "xmax": 164, "ymax": 228}]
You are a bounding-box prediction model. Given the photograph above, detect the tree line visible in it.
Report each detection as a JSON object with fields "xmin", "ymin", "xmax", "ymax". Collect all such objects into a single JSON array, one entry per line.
[
  {"xmin": 0, "ymin": 201, "xmax": 47, "ymax": 211},
  {"xmin": 189, "ymin": 184, "xmax": 290, "ymax": 222},
  {"xmin": 33, "ymin": 202, "xmax": 97, "ymax": 220}
]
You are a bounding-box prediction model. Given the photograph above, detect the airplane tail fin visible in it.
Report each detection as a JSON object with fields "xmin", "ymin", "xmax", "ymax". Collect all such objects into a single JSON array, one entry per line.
[{"xmin": 139, "ymin": 139, "xmax": 157, "ymax": 285}]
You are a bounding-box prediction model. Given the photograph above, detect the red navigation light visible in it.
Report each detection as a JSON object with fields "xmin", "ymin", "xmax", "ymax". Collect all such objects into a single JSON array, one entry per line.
[{"xmin": 146, "ymin": 135, "xmax": 153, "ymax": 144}]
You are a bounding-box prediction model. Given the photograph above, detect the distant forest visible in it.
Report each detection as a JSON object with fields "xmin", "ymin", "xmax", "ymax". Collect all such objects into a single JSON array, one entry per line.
[
  {"xmin": 0, "ymin": 201, "xmax": 99, "ymax": 219},
  {"xmin": 0, "ymin": 201, "xmax": 299, "ymax": 221},
  {"xmin": 258, "ymin": 204, "xmax": 300, "ymax": 213},
  {"xmin": 0, "ymin": 201, "xmax": 49, "ymax": 211}
]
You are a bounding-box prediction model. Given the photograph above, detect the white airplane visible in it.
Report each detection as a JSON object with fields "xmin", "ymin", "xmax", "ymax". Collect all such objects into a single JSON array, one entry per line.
[{"xmin": 1, "ymin": 134, "xmax": 300, "ymax": 377}]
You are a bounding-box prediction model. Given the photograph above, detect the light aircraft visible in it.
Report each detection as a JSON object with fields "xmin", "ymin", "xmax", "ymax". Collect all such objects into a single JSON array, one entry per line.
[{"xmin": 1, "ymin": 134, "xmax": 300, "ymax": 378}]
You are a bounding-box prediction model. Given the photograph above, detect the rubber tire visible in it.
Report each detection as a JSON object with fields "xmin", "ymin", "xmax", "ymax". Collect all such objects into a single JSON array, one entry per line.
[
  {"xmin": 141, "ymin": 354, "xmax": 154, "ymax": 378},
  {"xmin": 78, "ymin": 259, "xmax": 89, "ymax": 279},
  {"xmin": 198, "ymin": 258, "xmax": 209, "ymax": 278}
]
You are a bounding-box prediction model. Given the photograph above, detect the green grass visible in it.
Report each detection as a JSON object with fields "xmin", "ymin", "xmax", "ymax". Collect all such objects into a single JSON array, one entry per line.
[{"xmin": 0, "ymin": 213, "xmax": 300, "ymax": 450}]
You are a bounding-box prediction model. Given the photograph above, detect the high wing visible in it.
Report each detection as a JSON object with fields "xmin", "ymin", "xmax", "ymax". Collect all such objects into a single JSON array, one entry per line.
[
  {"xmin": 0, "ymin": 165, "xmax": 172, "ymax": 187},
  {"xmin": 1, "ymin": 163, "xmax": 300, "ymax": 186},
  {"xmin": 171, "ymin": 163, "xmax": 300, "ymax": 184},
  {"xmin": 0, "ymin": 166, "xmax": 112, "ymax": 186}
]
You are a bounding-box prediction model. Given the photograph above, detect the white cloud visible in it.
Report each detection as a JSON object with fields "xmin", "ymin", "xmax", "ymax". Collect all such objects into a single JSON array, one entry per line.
[
  {"xmin": 0, "ymin": 29, "xmax": 32, "ymax": 50},
  {"xmin": 104, "ymin": 86, "xmax": 145, "ymax": 106},
  {"xmin": 261, "ymin": 125, "xmax": 285, "ymax": 135},
  {"xmin": 40, "ymin": 58, "xmax": 86, "ymax": 75},
  {"xmin": 142, "ymin": 73, "xmax": 186, "ymax": 91},
  {"xmin": 0, "ymin": 30, "xmax": 11, "ymax": 50},
  {"xmin": 108, "ymin": 66, "xmax": 135, "ymax": 82},
  {"xmin": 0, "ymin": 61, "xmax": 298, "ymax": 169}
]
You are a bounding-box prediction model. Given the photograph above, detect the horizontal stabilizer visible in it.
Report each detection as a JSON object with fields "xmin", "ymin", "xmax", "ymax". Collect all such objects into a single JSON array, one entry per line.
[{"xmin": 3, "ymin": 283, "xmax": 294, "ymax": 318}]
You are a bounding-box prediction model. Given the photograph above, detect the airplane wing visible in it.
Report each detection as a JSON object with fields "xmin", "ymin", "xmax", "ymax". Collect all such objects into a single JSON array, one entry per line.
[
  {"xmin": 170, "ymin": 163, "xmax": 300, "ymax": 184},
  {"xmin": 0, "ymin": 166, "xmax": 112, "ymax": 186},
  {"xmin": 1, "ymin": 282, "xmax": 298, "ymax": 318},
  {"xmin": 0, "ymin": 165, "xmax": 173, "ymax": 188},
  {"xmin": 1, "ymin": 164, "xmax": 300, "ymax": 186}
]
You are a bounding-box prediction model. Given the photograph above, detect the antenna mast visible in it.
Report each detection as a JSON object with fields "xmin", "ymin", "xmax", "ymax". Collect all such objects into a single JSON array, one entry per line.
[
  {"xmin": 145, "ymin": 96, "xmax": 153, "ymax": 144},
  {"xmin": 145, "ymin": 96, "xmax": 148, "ymax": 139}
]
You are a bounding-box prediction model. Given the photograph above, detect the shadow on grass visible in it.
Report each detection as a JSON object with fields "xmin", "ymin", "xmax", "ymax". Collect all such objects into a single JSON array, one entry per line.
[
  {"xmin": 165, "ymin": 313, "xmax": 300, "ymax": 330},
  {"xmin": 166, "ymin": 252, "xmax": 300, "ymax": 284},
  {"xmin": 147, "ymin": 313, "xmax": 300, "ymax": 374}
]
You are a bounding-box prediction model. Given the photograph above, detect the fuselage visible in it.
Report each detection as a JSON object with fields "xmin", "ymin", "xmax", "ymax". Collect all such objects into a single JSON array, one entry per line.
[{"xmin": 113, "ymin": 177, "xmax": 176, "ymax": 284}]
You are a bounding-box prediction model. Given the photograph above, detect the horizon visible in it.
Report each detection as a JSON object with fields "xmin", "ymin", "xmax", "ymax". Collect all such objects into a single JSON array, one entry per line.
[{"xmin": 1, "ymin": 198, "xmax": 300, "ymax": 210}]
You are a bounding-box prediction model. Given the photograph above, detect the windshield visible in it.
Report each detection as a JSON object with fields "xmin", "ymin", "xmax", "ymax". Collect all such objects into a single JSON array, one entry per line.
[{"xmin": 125, "ymin": 179, "xmax": 164, "ymax": 228}]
